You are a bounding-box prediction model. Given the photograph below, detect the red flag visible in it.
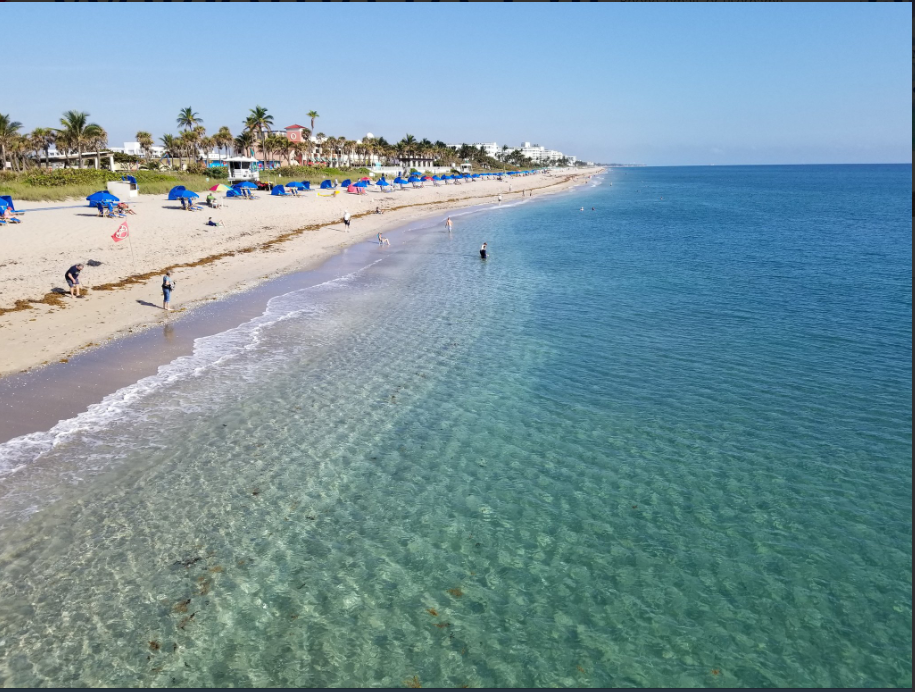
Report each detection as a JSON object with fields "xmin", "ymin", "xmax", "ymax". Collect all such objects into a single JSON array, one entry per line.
[{"xmin": 112, "ymin": 222, "xmax": 129, "ymax": 243}]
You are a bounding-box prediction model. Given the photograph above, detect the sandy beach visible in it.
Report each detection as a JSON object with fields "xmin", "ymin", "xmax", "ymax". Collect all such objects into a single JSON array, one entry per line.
[{"xmin": 0, "ymin": 169, "xmax": 599, "ymax": 377}]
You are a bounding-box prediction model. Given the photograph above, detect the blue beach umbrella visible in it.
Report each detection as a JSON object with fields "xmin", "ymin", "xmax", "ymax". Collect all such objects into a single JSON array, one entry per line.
[
  {"xmin": 177, "ymin": 189, "xmax": 199, "ymax": 199},
  {"xmin": 234, "ymin": 181, "xmax": 258, "ymax": 189},
  {"xmin": 286, "ymin": 181, "xmax": 305, "ymax": 189},
  {"xmin": 394, "ymin": 177, "xmax": 407, "ymax": 185},
  {"xmin": 376, "ymin": 179, "xmax": 390, "ymax": 187},
  {"xmin": 87, "ymin": 190, "xmax": 120, "ymax": 204}
]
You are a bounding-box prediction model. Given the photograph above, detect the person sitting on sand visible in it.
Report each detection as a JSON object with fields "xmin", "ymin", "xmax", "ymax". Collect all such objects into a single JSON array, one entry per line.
[
  {"xmin": 375, "ymin": 206, "xmax": 382, "ymax": 214},
  {"xmin": 118, "ymin": 202, "xmax": 136, "ymax": 215},
  {"xmin": 2, "ymin": 208, "xmax": 21, "ymax": 223},
  {"xmin": 206, "ymin": 193, "xmax": 216, "ymax": 207}
]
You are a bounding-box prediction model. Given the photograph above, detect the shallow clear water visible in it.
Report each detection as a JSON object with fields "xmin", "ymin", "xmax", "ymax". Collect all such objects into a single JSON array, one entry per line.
[{"xmin": 0, "ymin": 166, "xmax": 910, "ymax": 687}]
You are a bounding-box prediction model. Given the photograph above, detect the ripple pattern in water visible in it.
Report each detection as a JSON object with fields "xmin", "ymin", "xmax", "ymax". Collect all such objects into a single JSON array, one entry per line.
[{"xmin": 0, "ymin": 165, "xmax": 911, "ymax": 687}]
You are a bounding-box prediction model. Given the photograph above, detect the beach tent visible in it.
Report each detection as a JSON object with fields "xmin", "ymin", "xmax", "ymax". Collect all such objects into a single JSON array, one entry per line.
[
  {"xmin": 0, "ymin": 199, "xmax": 8, "ymax": 214},
  {"xmin": 0, "ymin": 195, "xmax": 15, "ymax": 212},
  {"xmin": 209, "ymin": 184, "xmax": 230, "ymax": 192},
  {"xmin": 298, "ymin": 181, "xmax": 312, "ymax": 191},
  {"xmin": 271, "ymin": 185, "xmax": 288, "ymax": 196},
  {"xmin": 319, "ymin": 180, "xmax": 334, "ymax": 189},
  {"xmin": 166, "ymin": 186, "xmax": 188, "ymax": 200},
  {"xmin": 340, "ymin": 179, "xmax": 352, "ymax": 188},
  {"xmin": 88, "ymin": 190, "xmax": 120, "ymax": 205}
]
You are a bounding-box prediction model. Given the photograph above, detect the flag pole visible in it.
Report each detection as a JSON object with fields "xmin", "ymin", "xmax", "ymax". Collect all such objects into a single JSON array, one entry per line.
[{"xmin": 126, "ymin": 233, "xmax": 138, "ymax": 275}]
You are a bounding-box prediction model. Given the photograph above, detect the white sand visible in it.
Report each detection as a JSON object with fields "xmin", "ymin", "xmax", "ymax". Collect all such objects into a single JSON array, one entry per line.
[{"xmin": 0, "ymin": 169, "xmax": 600, "ymax": 377}]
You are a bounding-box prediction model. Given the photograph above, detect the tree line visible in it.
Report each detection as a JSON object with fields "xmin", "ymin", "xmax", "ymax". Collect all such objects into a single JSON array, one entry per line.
[{"xmin": 2, "ymin": 106, "xmax": 555, "ymax": 173}]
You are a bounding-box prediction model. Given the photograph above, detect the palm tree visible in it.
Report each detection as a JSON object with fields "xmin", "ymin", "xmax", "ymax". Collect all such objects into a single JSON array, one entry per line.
[
  {"xmin": 200, "ymin": 136, "xmax": 215, "ymax": 166},
  {"xmin": 291, "ymin": 140, "xmax": 306, "ymax": 166},
  {"xmin": 234, "ymin": 131, "xmax": 256, "ymax": 157},
  {"xmin": 160, "ymin": 134, "xmax": 178, "ymax": 169},
  {"xmin": 274, "ymin": 135, "xmax": 295, "ymax": 166},
  {"xmin": 0, "ymin": 113, "xmax": 23, "ymax": 171},
  {"xmin": 6, "ymin": 134, "xmax": 28, "ymax": 172},
  {"xmin": 136, "ymin": 131, "xmax": 154, "ymax": 166},
  {"xmin": 314, "ymin": 133, "xmax": 326, "ymax": 164},
  {"xmin": 30, "ymin": 127, "xmax": 55, "ymax": 169},
  {"xmin": 89, "ymin": 127, "xmax": 108, "ymax": 169},
  {"xmin": 307, "ymin": 110, "xmax": 319, "ymax": 133},
  {"xmin": 245, "ymin": 105, "xmax": 274, "ymax": 163},
  {"xmin": 57, "ymin": 110, "xmax": 103, "ymax": 169},
  {"xmin": 181, "ymin": 129, "xmax": 199, "ymax": 168},
  {"xmin": 177, "ymin": 107, "xmax": 203, "ymax": 132},
  {"xmin": 213, "ymin": 126, "xmax": 233, "ymax": 161}
]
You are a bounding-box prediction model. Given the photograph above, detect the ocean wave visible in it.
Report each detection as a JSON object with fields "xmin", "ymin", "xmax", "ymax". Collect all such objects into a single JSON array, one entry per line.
[{"xmin": 0, "ymin": 262, "xmax": 381, "ymax": 481}]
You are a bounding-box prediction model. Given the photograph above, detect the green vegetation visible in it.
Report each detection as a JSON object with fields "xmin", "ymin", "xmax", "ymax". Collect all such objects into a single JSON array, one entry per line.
[{"xmin": 0, "ymin": 169, "xmax": 222, "ymax": 201}]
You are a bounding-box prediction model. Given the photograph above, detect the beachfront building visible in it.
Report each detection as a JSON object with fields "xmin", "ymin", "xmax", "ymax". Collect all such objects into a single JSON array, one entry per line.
[
  {"xmin": 447, "ymin": 142, "xmax": 501, "ymax": 158},
  {"xmin": 391, "ymin": 152, "xmax": 436, "ymax": 171},
  {"xmin": 109, "ymin": 141, "xmax": 166, "ymax": 159}
]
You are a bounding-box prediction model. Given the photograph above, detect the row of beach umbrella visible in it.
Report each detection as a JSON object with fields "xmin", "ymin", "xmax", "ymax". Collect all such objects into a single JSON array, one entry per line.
[{"xmin": 84, "ymin": 169, "xmax": 545, "ymax": 208}]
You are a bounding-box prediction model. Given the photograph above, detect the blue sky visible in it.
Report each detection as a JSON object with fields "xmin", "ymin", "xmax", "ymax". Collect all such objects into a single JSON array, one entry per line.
[{"xmin": 4, "ymin": 2, "xmax": 911, "ymax": 165}]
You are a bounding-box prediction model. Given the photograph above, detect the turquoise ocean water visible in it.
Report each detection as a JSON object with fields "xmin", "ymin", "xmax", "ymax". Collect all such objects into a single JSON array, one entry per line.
[{"xmin": 0, "ymin": 165, "xmax": 910, "ymax": 687}]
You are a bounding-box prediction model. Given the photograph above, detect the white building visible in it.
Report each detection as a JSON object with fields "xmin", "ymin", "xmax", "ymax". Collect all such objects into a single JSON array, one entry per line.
[
  {"xmin": 108, "ymin": 141, "xmax": 166, "ymax": 158},
  {"xmin": 447, "ymin": 142, "xmax": 501, "ymax": 158}
]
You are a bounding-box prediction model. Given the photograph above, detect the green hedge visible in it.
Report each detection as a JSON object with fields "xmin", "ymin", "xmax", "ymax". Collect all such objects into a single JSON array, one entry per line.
[{"xmin": 272, "ymin": 165, "xmax": 371, "ymax": 179}]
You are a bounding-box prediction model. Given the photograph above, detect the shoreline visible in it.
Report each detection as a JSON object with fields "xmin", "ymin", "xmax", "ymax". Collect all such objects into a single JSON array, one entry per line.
[
  {"xmin": 0, "ymin": 169, "xmax": 599, "ymax": 379},
  {"xmin": 0, "ymin": 170, "xmax": 600, "ymax": 444}
]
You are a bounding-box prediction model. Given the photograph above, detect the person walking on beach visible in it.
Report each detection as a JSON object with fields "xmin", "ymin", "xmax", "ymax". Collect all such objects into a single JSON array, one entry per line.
[
  {"xmin": 65, "ymin": 263, "xmax": 84, "ymax": 298},
  {"xmin": 343, "ymin": 210, "xmax": 351, "ymax": 230},
  {"xmin": 162, "ymin": 272, "xmax": 175, "ymax": 312},
  {"xmin": 445, "ymin": 217, "xmax": 453, "ymax": 232},
  {"xmin": 498, "ymin": 194, "xmax": 502, "ymax": 203},
  {"xmin": 480, "ymin": 242, "xmax": 488, "ymax": 260}
]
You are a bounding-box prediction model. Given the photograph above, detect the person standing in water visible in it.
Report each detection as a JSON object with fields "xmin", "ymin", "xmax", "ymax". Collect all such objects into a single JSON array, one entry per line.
[
  {"xmin": 480, "ymin": 242, "xmax": 488, "ymax": 260},
  {"xmin": 445, "ymin": 217, "xmax": 453, "ymax": 231}
]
